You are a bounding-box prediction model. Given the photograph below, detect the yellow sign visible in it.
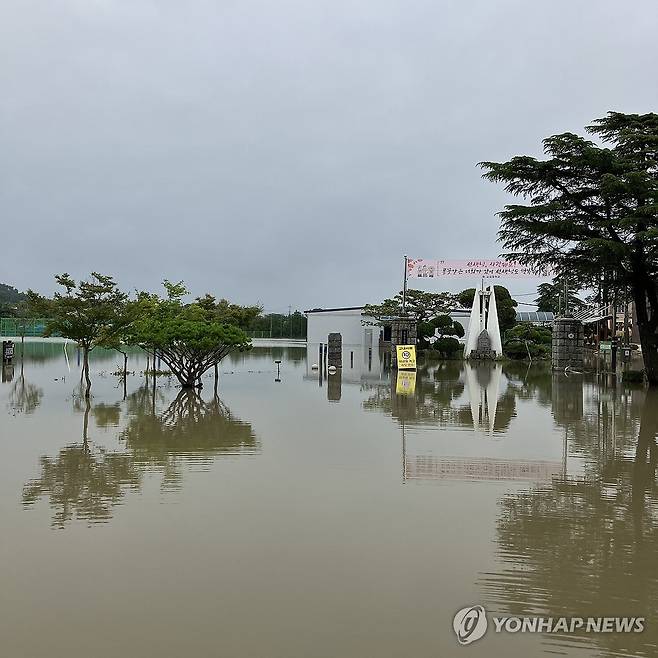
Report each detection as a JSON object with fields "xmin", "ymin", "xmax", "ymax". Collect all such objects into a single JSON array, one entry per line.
[
  {"xmin": 396, "ymin": 344, "xmax": 417, "ymax": 370},
  {"xmin": 396, "ymin": 370, "xmax": 416, "ymax": 396}
]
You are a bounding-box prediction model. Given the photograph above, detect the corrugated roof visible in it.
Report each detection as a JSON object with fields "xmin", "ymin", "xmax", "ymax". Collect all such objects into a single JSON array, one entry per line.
[{"xmin": 515, "ymin": 311, "xmax": 554, "ymax": 322}]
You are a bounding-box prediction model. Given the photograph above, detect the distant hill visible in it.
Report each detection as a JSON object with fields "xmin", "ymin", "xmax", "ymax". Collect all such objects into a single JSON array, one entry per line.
[{"xmin": 0, "ymin": 283, "xmax": 27, "ymax": 314}]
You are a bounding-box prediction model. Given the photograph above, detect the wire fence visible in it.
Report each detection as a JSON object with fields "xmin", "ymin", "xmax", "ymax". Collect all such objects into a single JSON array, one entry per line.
[{"xmin": 0, "ymin": 318, "xmax": 52, "ymax": 337}]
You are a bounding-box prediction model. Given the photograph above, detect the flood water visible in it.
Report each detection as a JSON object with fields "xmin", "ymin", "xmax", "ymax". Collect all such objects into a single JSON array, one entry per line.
[{"xmin": 1, "ymin": 340, "xmax": 657, "ymax": 657}]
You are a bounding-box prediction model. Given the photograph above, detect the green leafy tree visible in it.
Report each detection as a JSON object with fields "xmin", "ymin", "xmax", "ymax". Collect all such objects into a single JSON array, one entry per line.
[
  {"xmin": 195, "ymin": 294, "xmax": 263, "ymax": 329},
  {"xmin": 535, "ymin": 279, "xmax": 586, "ymax": 314},
  {"xmin": 503, "ymin": 323, "xmax": 552, "ymax": 360},
  {"xmin": 364, "ymin": 289, "xmax": 455, "ymax": 325},
  {"xmin": 418, "ymin": 313, "xmax": 465, "ymax": 345},
  {"xmin": 457, "ymin": 286, "xmax": 518, "ymax": 331},
  {"xmin": 248, "ymin": 310, "xmax": 307, "ymax": 338},
  {"xmin": 27, "ymin": 273, "xmax": 128, "ymax": 398},
  {"xmin": 480, "ymin": 112, "xmax": 658, "ymax": 383},
  {"xmin": 433, "ymin": 336, "xmax": 462, "ymax": 358},
  {"xmin": 131, "ymin": 281, "xmax": 251, "ymax": 389}
]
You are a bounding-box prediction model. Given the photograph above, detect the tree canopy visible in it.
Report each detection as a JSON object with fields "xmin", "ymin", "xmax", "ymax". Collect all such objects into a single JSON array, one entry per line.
[
  {"xmin": 480, "ymin": 112, "xmax": 658, "ymax": 382},
  {"xmin": 364, "ymin": 289, "xmax": 455, "ymax": 324},
  {"xmin": 27, "ymin": 273, "xmax": 129, "ymax": 398},
  {"xmin": 535, "ymin": 280, "xmax": 586, "ymax": 314},
  {"xmin": 131, "ymin": 281, "xmax": 251, "ymax": 388}
]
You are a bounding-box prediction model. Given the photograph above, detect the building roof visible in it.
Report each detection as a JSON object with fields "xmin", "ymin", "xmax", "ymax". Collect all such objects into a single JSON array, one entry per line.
[
  {"xmin": 304, "ymin": 306, "xmax": 365, "ymax": 314},
  {"xmin": 515, "ymin": 311, "xmax": 554, "ymax": 323}
]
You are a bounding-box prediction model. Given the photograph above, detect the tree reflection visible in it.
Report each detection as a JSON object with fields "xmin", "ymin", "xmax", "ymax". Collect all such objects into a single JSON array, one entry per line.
[
  {"xmin": 8, "ymin": 370, "xmax": 43, "ymax": 415},
  {"xmin": 120, "ymin": 387, "xmax": 258, "ymax": 490},
  {"xmin": 22, "ymin": 403, "xmax": 141, "ymax": 528},
  {"xmin": 481, "ymin": 386, "xmax": 658, "ymax": 657},
  {"xmin": 23, "ymin": 387, "xmax": 257, "ymax": 526}
]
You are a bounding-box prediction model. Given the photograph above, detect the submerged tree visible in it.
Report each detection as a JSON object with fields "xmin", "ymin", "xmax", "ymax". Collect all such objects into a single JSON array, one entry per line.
[
  {"xmin": 28, "ymin": 273, "xmax": 129, "ymax": 398},
  {"xmin": 131, "ymin": 281, "xmax": 251, "ymax": 389},
  {"xmin": 481, "ymin": 112, "xmax": 658, "ymax": 383}
]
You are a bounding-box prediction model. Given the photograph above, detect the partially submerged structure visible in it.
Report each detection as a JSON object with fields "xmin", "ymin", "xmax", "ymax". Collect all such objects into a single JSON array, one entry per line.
[{"xmin": 464, "ymin": 284, "xmax": 502, "ymax": 359}]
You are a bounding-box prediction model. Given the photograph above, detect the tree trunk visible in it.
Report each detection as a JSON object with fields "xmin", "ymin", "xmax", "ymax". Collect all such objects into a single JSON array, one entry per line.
[
  {"xmin": 631, "ymin": 279, "xmax": 658, "ymax": 386},
  {"xmin": 83, "ymin": 398, "xmax": 91, "ymax": 447},
  {"xmin": 122, "ymin": 352, "xmax": 128, "ymax": 400},
  {"xmin": 83, "ymin": 345, "xmax": 92, "ymax": 399}
]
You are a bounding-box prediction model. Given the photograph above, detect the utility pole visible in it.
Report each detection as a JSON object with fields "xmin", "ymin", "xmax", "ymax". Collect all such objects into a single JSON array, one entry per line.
[
  {"xmin": 402, "ymin": 255, "xmax": 408, "ymax": 315},
  {"xmin": 624, "ymin": 286, "xmax": 630, "ymax": 346}
]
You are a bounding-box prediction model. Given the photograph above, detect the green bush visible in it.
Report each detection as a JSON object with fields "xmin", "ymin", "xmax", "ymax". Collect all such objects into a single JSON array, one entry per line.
[
  {"xmin": 434, "ymin": 337, "xmax": 462, "ymax": 358},
  {"xmin": 503, "ymin": 323, "xmax": 552, "ymax": 360}
]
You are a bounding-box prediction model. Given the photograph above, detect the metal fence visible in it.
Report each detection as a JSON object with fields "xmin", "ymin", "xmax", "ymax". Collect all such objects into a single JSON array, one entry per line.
[{"xmin": 0, "ymin": 318, "xmax": 52, "ymax": 337}]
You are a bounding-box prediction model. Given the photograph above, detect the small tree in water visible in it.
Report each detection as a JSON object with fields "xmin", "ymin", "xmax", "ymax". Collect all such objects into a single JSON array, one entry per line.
[
  {"xmin": 28, "ymin": 273, "xmax": 128, "ymax": 399},
  {"xmin": 131, "ymin": 281, "xmax": 251, "ymax": 389}
]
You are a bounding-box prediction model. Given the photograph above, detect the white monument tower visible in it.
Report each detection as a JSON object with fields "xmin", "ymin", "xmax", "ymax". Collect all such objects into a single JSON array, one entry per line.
[{"xmin": 464, "ymin": 283, "xmax": 503, "ymax": 359}]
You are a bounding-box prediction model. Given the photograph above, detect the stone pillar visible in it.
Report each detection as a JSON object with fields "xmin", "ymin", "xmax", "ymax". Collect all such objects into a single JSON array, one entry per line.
[
  {"xmin": 327, "ymin": 332, "xmax": 342, "ymax": 367},
  {"xmin": 552, "ymin": 318, "xmax": 584, "ymax": 370},
  {"xmin": 390, "ymin": 318, "xmax": 417, "ymax": 367}
]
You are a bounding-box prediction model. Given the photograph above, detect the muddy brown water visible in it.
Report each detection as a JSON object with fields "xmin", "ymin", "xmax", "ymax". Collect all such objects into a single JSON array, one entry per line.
[{"xmin": 1, "ymin": 341, "xmax": 656, "ymax": 657}]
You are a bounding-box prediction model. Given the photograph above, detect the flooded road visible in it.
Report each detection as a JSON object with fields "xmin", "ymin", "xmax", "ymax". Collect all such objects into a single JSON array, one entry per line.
[{"xmin": 1, "ymin": 341, "xmax": 657, "ymax": 657}]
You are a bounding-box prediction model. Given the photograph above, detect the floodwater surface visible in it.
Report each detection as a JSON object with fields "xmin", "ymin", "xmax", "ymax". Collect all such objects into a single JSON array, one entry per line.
[{"xmin": 1, "ymin": 340, "xmax": 657, "ymax": 658}]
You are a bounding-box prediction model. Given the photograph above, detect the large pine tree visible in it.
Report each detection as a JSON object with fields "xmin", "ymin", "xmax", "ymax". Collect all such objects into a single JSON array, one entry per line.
[{"xmin": 481, "ymin": 113, "xmax": 658, "ymax": 383}]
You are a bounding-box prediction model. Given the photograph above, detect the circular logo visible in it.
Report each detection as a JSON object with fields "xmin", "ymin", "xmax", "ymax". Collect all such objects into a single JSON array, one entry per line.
[
  {"xmin": 402, "ymin": 350, "xmax": 411, "ymax": 359},
  {"xmin": 453, "ymin": 605, "xmax": 488, "ymax": 646}
]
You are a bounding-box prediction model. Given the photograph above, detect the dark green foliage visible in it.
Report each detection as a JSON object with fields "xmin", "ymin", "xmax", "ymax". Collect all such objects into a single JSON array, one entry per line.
[
  {"xmin": 535, "ymin": 279, "xmax": 585, "ymax": 314},
  {"xmin": 27, "ymin": 274, "xmax": 129, "ymax": 398},
  {"xmin": 504, "ymin": 323, "xmax": 552, "ymax": 360},
  {"xmin": 433, "ymin": 336, "xmax": 461, "ymax": 358},
  {"xmin": 0, "ymin": 282, "xmax": 27, "ymax": 316},
  {"xmin": 458, "ymin": 285, "xmax": 518, "ymax": 331},
  {"xmin": 418, "ymin": 313, "xmax": 464, "ymax": 348},
  {"xmin": 480, "ymin": 112, "xmax": 658, "ymax": 382},
  {"xmin": 248, "ymin": 310, "xmax": 307, "ymax": 338},
  {"xmin": 195, "ymin": 294, "xmax": 262, "ymax": 330},
  {"xmin": 131, "ymin": 281, "xmax": 251, "ymax": 388},
  {"xmin": 364, "ymin": 289, "xmax": 455, "ymax": 325}
]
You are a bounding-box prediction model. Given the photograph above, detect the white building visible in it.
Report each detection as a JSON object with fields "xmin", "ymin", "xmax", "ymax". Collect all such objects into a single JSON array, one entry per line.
[
  {"xmin": 304, "ymin": 307, "xmax": 387, "ymax": 384},
  {"xmin": 305, "ymin": 305, "xmax": 474, "ymax": 348},
  {"xmin": 304, "ymin": 307, "xmax": 379, "ymax": 346}
]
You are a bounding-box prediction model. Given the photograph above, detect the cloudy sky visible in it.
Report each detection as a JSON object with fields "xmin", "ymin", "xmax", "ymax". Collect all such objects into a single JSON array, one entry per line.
[{"xmin": 1, "ymin": 0, "xmax": 657, "ymax": 311}]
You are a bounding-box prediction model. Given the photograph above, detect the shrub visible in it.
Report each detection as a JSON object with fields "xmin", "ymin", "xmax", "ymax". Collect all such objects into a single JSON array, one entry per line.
[{"xmin": 434, "ymin": 337, "xmax": 462, "ymax": 358}]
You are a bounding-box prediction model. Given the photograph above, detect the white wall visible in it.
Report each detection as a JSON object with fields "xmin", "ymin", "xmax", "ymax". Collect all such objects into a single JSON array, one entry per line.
[{"xmin": 306, "ymin": 309, "xmax": 378, "ymax": 346}]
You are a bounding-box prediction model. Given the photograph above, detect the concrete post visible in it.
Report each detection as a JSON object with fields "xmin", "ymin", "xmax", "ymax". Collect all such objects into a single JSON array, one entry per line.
[{"xmin": 552, "ymin": 318, "xmax": 584, "ymax": 370}]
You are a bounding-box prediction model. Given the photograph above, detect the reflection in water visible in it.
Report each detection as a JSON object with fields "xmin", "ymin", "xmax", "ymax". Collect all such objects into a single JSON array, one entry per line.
[
  {"xmin": 23, "ymin": 387, "xmax": 257, "ymax": 526},
  {"xmin": 22, "ymin": 402, "xmax": 141, "ymax": 528},
  {"xmin": 121, "ymin": 387, "xmax": 258, "ymax": 490},
  {"xmin": 8, "ymin": 370, "xmax": 43, "ymax": 415},
  {"xmin": 363, "ymin": 362, "xmax": 516, "ymax": 432},
  {"xmin": 481, "ymin": 384, "xmax": 658, "ymax": 657}
]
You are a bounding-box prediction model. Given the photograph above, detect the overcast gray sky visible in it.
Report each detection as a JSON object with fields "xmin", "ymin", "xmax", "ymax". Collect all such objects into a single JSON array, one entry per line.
[{"xmin": 1, "ymin": 0, "xmax": 657, "ymax": 311}]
